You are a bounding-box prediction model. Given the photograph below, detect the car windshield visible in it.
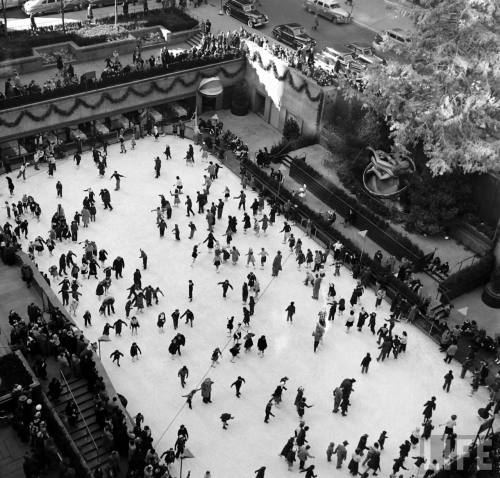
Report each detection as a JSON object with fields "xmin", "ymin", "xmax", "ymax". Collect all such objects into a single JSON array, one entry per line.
[
  {"xmin": 330, "ymin": 2, "xmax": 340, "ymax": 7},
  {"xmin": 243, "ymin": 4, "xmax": 254, "ymax": 11},
  {"xmin": 291, "ymin": 26, "xmax": 305, "ymax": 35}
]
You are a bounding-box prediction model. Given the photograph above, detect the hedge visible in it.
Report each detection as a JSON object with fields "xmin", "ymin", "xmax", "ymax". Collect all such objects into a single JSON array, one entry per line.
[
  {"xmin": 440, "ymin": 254, "xmax": 495, "ymax": 301},
  {"xmin": 289, "ymin": 158, "xmax": 426, "ymax": 261}
]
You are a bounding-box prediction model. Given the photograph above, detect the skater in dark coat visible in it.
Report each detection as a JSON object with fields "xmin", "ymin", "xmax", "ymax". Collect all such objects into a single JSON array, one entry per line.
[
  {"xmin": 231, "ymin": 376, "xmax": 246, "ymax": 397},
  {"xmin": 421, "ymin": 420, "xmax": 434, "ymax": 440},
  {"xmin": 264, "ymin": 400, "xmax": 275, "ymax": 423},
  {"xmin": 360, "ymin": 353, "xmax": 372, "ymax": 373},
  {"xmin": 378, "ymin": 431, "xmax": 388, "ymax": 450},
  {"xmin": 218, "ymin": 279, "xmax": 233, "ymax": 298},
  {"xmin": 130, "ymin": 342, "xmax": 142, "ymax": 361},
  {"xmin": 254, "ymin": 466, "xmax": 266, "ymax": 478},
  {"xmin": 110, "ymin": 349, "xmax": 124, "ymax": 366},
  {"xmin": 220, "ymin": 413, "xmax": 234, "ymax": 429},
  {"xmin": 257, "ymin": 335, "xmax": 267, "ymax": 356},
  {"xmin": 348, "ymin": 449, "xmax": 363, "ymax": 475},
  {"xmin": 244, "ymin": 334, "xmax": 254, "ymax": 352},
  {"xmin": 302, "ymin": 465, "xmax": 317, "ymax": 478},
  {"xmin": 272, "ymin": 251, "xmax": 283, "ymax": 277},
  {"xmin": 286, "ymin": 301, "xmax": 296, "ymax": 322},
  {"xmin": 443, "ymin": 370, "xmax": 454, "ymax": 392},
  {"xmin": 422, "ymin": 397, "xmax": 436, "ymax": 423},
  {"xmin": 281, "ymin": 437, "xmax": 295, "ymax": 458},
  {"xmin": 357, "ymin": 308, "xmax": 368, "ymax": 331}
]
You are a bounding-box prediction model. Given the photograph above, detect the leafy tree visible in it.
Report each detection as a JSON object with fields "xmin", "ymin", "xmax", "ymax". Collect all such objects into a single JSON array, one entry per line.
[{"xmin": 345, "ymin": 0, "xmax": 500, "ymax": 176}]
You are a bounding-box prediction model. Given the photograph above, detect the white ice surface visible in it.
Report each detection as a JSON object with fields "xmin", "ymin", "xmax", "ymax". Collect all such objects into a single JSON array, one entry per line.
[{"xmin": 5, "ymin": 135, "xmax": 494, "ymax": 478}]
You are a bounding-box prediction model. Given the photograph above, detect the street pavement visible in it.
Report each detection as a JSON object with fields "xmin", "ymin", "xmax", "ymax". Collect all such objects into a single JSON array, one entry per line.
[{"xmin": 4, "ymin": 0, "xmax": 415, "ymax": 50}]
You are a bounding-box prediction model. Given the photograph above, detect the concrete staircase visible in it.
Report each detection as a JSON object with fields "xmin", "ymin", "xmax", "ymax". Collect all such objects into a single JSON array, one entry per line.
[
  {"xmin": 186, "ymin": 31, "xmax": 203, "ymax": 49},
  {"xmin": 56, "ymin": 376, "xmax": 108, "ymax": 472}
]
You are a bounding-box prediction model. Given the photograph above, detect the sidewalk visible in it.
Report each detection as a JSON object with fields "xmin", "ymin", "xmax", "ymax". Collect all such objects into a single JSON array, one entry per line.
[{"xmin": 351, "ymin": 0, "xmax": 416, "ymax": 32}]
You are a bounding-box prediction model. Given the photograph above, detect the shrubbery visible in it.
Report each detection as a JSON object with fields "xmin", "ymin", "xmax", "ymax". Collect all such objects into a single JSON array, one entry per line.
[
  {"xmin": 440, "ymin": 254, "xmax": 495, "ymax": 300},
  {"xmin": 0, "ymin": 7, "xmax": 198, "ymax": 62},
  {"xmin": 322, "ymin": 93, "xmax": 486, "ymax": 237},
  {"xmin": 290, "ymin": 158, "xmax": 426, "ymax": 260}
]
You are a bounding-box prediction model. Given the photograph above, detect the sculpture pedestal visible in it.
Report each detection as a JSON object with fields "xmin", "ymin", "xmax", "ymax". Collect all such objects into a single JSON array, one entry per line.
[{"xmin": 481, "ymin": 282, "xmax": 500, "ymax": 308}]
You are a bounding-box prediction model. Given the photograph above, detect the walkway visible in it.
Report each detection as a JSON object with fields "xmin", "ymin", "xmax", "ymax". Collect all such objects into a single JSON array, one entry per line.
[
  {"xmin": 0, "ymin": 425, "xmax": 27, "ymax": 478},
  {"xmin": 0, "ymin": 262, "xmax": 42, "ymax": 355}
]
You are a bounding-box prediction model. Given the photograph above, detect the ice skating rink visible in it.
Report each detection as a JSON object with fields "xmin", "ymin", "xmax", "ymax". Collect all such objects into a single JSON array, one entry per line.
[{"xmin": 7, "ymin": 135, "xmax": 493, "ymax": 477}]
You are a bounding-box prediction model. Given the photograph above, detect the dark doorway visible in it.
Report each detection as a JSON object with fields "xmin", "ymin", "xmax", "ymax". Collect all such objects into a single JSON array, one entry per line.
[
  {"xmin": 255, "ymin": 91, "xmax": 266, "ymax": 117},
  {"xmin": 202, "ymin": 95, "xmax": 217, "ymax": 113}
]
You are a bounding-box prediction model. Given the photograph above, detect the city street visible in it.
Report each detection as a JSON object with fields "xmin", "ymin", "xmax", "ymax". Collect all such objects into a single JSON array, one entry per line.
[{"xmin": 2, "ymin": 0, "xmax": 414, "ymax": 49}]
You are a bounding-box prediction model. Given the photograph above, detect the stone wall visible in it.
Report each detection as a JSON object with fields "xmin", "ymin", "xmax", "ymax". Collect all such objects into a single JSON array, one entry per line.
[{"xmin": 243, "ymin": 41, "xmax": 326, "ymax": 137}]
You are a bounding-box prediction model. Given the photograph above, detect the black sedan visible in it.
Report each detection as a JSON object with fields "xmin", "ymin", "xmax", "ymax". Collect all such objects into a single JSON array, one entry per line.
[
  {"xmin": 272, "ymin": 23, "xmax": 316, "ymax": 50},
  {"xmin": 223, "ymin": 0, "xmax": 269, "ymax": 28}
]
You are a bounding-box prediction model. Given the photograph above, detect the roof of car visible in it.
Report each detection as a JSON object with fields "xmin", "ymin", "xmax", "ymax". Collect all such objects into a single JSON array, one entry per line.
[{"xmin": 346, "ymin": 42, "xmax": 371, "ymax": 49}]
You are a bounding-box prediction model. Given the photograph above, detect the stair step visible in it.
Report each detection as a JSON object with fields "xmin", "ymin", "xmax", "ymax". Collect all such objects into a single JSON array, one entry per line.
[
  {"xmin": 71, "ymin": 423, "xmax": 101, "ymax": 441},
  {"xmin": 87, "ymin": 456, "xmax": 109, "ymax": 471},
  {"xmin": 79, "ymin": 436, "xmax": 105, "ymax": 455},
  {"xmin": 70, "ymin": 417, "xmax": 98, "ymax": 434},
  {"xmin": 83, "ymin": 448, "xmax": 110, "ymax": 464},
  {"xmin": 56, "ymin": 396, "xmax": 94, "ymax": 414}
]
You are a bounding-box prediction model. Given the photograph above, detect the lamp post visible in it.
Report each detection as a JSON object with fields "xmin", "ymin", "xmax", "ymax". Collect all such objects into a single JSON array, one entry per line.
[
  {"xmin": 1, "ymin": 0, "xmax": 7, "ymax": 37},
  {"xmin": 219, "ymin": 0, "xmax": 223, "ymax": 15},
  {"xmin": 60, "ymin": 0, "xmax": 66, "ymax": 33},
  {"xmin": 114, "ymin": 0, "xmax": 118, "ymax": 28}
]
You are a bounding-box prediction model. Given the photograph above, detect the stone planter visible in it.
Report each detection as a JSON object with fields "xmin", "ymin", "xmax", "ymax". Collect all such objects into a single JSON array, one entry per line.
[{"xmin": 0, "ymin": 25, "xmax": 203, "ymax": 78}]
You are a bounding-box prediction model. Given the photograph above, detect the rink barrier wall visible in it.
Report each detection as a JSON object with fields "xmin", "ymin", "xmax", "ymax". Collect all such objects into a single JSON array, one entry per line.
[
  {"xmin": 7, "ymin": 251, "xmax": 135, "ymax": 473},
  {"xmin": 0, "ymin": 56, "xmax": 246, "ymax": 141},
  {"xmin": 221, "ymin": 154, "xmax": 498, "ymax": 367}
]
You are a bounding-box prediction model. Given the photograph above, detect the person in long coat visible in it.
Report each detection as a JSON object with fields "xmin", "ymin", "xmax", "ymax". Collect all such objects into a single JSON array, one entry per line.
[
  {"xmin": 280, "ymin": 437, "xmax": 295, "ymax": 459},
  {"xmin": 312, "ymin": 275, "xmax": 322, "ymax": 299},
  {"xmin": 201, "ymin": 378, "xmax": 214, "ymax": 403},
  {"xmin": 348, "ymin": 448, "xmax": 363, "ymax": 475},
  {"xmin": 272, "ymin": 251, "xmax": 282, "ymax": 277}
]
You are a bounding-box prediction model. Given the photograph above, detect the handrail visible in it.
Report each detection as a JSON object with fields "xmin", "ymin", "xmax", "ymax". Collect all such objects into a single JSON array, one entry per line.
[{"xmin": 59, "ymin": 370, "xmax": 100, "ymax": 465}]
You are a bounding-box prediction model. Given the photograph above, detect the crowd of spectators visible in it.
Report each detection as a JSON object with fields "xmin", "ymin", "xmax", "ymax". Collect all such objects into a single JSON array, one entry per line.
[
  {"xmin": 5, "ymin": 272, "xmax": 190, "ymax": 478},
  {"xmin": 1, "ymin": 19, "xmax": 372, "ymax": 109},
  {"xmin": 236, "ymin": 27, "xmax": 365, "ymax": 88}
]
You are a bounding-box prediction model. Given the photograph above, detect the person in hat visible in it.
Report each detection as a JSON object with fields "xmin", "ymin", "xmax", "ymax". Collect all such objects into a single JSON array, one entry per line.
[{"xmin": 334, "ymin": 441, "xmax": 348, "ymax": 468}]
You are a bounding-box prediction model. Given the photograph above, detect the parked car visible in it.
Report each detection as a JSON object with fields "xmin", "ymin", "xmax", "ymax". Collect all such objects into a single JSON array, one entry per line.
[
  {"xmin": 223, "ymin": 0, "xmax": 269, "ymax": 28},
  {"xmin": 345, "ymin": 43, "xmax": 386, "ymax": 65},
  {"xmin": 304, "ymin": 0, "xmax": 351, "ymax": 23},
  {"xmin": 373, "ymin": 28, "xmax": 412, "ymax": 49},
  {"xmin": 23, "ymin": 0, "xmax": 84, "ymax": 16},
  {"xmin": 87, "ymin": 0, "xmax": 115, "ymax": 7},
  {"xmin": 4, "ymin": 0, "xmax": 25, "ymax": 10},
  {"xmin": 272, "ymin": 23, "xmax": 316, "ymax": 49}
]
